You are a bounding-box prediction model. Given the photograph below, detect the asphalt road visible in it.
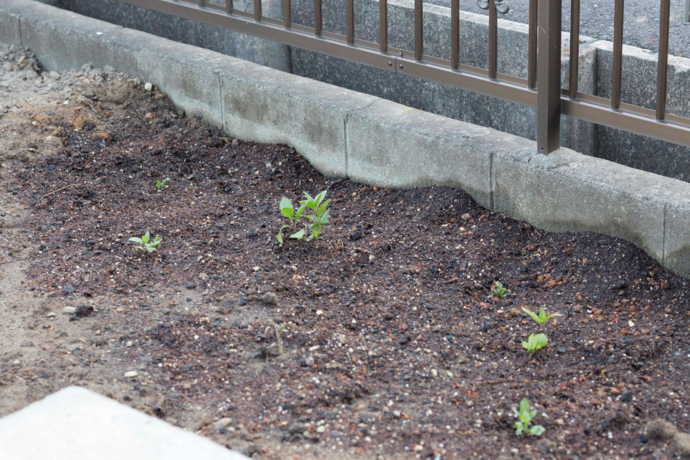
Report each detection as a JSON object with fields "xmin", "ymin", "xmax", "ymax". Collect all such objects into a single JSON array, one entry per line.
[{"xmin": 426, "ymin": 0, "xmax": 690, "ymax": 56}]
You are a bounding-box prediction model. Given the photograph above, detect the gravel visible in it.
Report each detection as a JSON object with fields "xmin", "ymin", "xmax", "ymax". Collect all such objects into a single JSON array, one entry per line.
[{"xmin": 425, "ymin": 0, "xmax": 690, "ymax": 56}]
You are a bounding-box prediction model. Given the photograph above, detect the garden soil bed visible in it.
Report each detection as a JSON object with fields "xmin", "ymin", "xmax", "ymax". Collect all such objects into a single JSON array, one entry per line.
[{"xmin": 1, "ymin": 45, "xmax": 690, "ymax": 460}]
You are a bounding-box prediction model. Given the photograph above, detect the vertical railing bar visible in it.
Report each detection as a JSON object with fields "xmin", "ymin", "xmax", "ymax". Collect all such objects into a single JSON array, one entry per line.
[
  {"xmin": 380, "ymin": 0, "xmax": 387, "ymax": 53},
  {"xmin": 568, "ymin": 0, "xmax": 580, "ymax": 98},
  {"xmin": 254, "ymin": 0, "xmax": 262, "ymax": 21},
  {"xmin": 415, "ymin": 0, "xmax": 423, "ymax": 60},
  {"xmin": 537, "ymin": 0, "xmax": 562, "ymax": 153},
  {"xmin": 657, "ymin": 0, "xmax": 671, "ymax": 121},
  {"xmin": 611, "ymin": 0, "xmax": 625, "ymax": 110},
  {"xmin": 314, "ymin": 0, "xmax": 322, "ymax": 36},
  {"xmin": 346, "ymin": 0, "xmax": 354, "ymax": 45},
  {"xmin": 527, "ymin": 0, "xmax": 537, "ymax": 89},
  {"xmin": 225, "ymin": 0, "xmax": 233, "ymax": 14},
  {"xmin": 488, "ymin": 0, "xmax": 497, "ymax": 79},
  {"xmin": 451, "ymin": 0, "xmax": 459, "ymax": 69},
  {"xmin": 284, "ymin": 0, "xmax": 291, "ymax": 28}
]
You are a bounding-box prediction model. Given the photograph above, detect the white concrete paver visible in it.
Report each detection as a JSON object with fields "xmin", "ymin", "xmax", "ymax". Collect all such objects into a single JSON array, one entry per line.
[{"xmin": 0, "ymin": 386, "xmax": 248, "ymax": 460}]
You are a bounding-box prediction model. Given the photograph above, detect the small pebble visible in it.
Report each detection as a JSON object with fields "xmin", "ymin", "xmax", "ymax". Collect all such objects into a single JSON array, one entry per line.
[
  {"xmin": 124, "ymin": 371, "xmax": 138, "ymax": 378},
  {"xmin": 144, "ymin": 82, "xmax": 153, "ymax": 91},
  {"xmin": 262, "ymin": 292, "xmax": 277, "ymax": 305},
  {"xmin": 63, "ymin": 307, "xmax": 76, "ymax": 314}
]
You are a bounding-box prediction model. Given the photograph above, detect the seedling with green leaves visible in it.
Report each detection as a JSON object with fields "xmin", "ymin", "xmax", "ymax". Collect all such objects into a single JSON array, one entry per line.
[
  {"xmin": 492, "ymin": 281, "xmax": 508, "ymax": 298},
  {"xmin": 277, "ymin": 190, "xmax": 331, "ymax": 245},
  {"xmin": 155, "ymin": 177, "xmax": 170, "ymax": 192},
  {"xmin": 128, "ymin": 231, "xmax": 162, "ymax": 253},
  {"xmin": 522, "ymin": 333, "xmax": 548, "ymax": 356},
  {"xmin": 513, "ymin": 398, "xmax": 545, "ymax": 437},
  {"xmin": 522, "ymin": 307, "xmax": 562, "ymax": 325}
]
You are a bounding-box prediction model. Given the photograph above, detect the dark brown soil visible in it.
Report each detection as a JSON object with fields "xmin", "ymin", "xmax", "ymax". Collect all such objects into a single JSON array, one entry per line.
[{"xmin": 5, "ymin": 65, "xmax": 690, "ymax": 460}]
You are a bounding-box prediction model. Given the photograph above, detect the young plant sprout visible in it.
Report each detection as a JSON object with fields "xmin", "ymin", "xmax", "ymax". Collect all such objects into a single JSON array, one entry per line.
[
  {"xmin": 277, "ymin": 190, "xmax": 331, "ymax": 245},
  {"xmin": 522, "ymin": 307, "xmax": 562, "ymax": 325},
  {"xmin": 492, "ymin": 281, "xmax": 508, "ymax": 298},
  {"xmin": 128, "ymin": 231, "xmax": 162, "ymax": 253},
  {"xmin": 513, "ymin": 398, "xmax": 545, "ymax": 437},
  {"xmin": 155, "ymin": 177, "xmax": 170, "ymax": 192},
  {"xmin": 269, "ymin": 319, "xmax": 288, "ymax": 355},
  {"xmin": 522, "ymin": 333, "xmax": 548, "ymax": 356}
]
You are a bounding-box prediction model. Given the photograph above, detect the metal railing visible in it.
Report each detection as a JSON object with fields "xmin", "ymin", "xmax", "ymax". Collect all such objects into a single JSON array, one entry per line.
[{"xmin": 121, "ymin": 0, "xmax": 690, "ymax": 154}]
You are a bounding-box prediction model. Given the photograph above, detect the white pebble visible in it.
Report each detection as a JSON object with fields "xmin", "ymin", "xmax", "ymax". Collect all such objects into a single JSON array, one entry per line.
[
  {"xmin": 124, "ymin": 371, "xmax": 138, "ymax": 378},
  {"xmin": 63, "ymin": 307, "xmax": 76, "ymax": 314},
  {"xmin": 144, "ymin": 82, "xmax": 153, "ymax": 91}
]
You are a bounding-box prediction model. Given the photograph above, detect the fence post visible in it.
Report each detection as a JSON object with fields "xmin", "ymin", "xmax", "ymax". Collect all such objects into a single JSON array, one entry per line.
[{"xmin": 537, "ymin": 0, "xmax": 562, "ymax": 154}]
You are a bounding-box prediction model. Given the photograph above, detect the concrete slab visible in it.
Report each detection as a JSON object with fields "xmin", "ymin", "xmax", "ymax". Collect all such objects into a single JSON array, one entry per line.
[{"xmin": 0, "ymin": 386, "xmax": 248, "ymax": 460}]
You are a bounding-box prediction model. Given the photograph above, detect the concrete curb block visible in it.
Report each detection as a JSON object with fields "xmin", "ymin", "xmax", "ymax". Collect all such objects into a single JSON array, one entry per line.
[
  {"xmin": 2, "ymin": 0, "xmax": 690, "ymax": 277},
  {"xmin": 0, "ymin": 387, "xmax": 249, "ymax": 459}
]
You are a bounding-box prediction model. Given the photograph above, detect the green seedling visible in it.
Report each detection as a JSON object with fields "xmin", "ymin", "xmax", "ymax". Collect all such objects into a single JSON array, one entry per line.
[
  {"xmin": 522, "ymin": 333, "xmax": 548, "ymax": 356},
  {"xmin": 155, "ymin": 177, "xmax": 170, "ymax": 192},
  {"xmin": 269, "ymin": 319, "xmax": 289, "ymax": 355},
  {"xmin": 513, "ymin": 398, "xmax": 545, "ymax": 437},
  {"xmin": 492, "ymin": 281, "xmax": 508, "ymax": 298},
  {"xmin": 277, "ymin": 190, "xmax": 331, "ymax": 245},
  {"xmin": 128, "ymin": 231, "xmax": 162, "ymax": 253},
  {"xmin": 522, "ymin": 306, "xmax": 562, "ymax": 325}
]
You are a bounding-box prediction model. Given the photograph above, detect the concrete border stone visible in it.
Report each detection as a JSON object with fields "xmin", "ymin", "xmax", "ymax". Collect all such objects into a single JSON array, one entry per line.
[
  {"xmin": 0, "ymin": 386, "xmax": 248, "ymax": 460},
  {"xmin": 2, "ymin": 0, "xmax": 690, "ymax": 278}
]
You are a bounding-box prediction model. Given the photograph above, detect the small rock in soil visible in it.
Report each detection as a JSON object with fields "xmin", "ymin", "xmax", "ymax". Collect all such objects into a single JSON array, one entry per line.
[
  {"xmin": 398, "ymin": 336, "xmax": 411, "ymax": 345},
  {"xmin": 262, "ymin": 292, "xmax": 277, "ymax": 305},
  {"xmin": 63, "ymin": 307, "xmax": 76, "ymax": 314},
  {"xmin": 73, "ymin": 305, "xmax": 94, "ymax": 318},
  {"xmin": 62, "ymin": 284, "xmax": 75, "ymax": 295},
  {"xmin": 648, "ymin": 419, "xmax": 678, "ymax": 440},
  {"xmin": 672, "ymin": 432, "xmax": 690, "ymax": 459},
  {"xmin": 213, "ymin": 417, "xmax": 233, "ymax": 429},
  {"xmin": 124, "ymin": 371, "xmax": 138, "ymax": 378},
  {"xmin": 194, "ymin": 414, "xmax": 213, "ymax": 431},
  {"xmin": 350, "ymin": 231, "xmax": 362, "ymax": 241},
  {"xmin": 537, "ymin": 438, "xmax": 557, "ymax": 453},
  {"xmin": 238, "ymin": 295, "xmax": 247, "ymax": 306},
  {"xmin": 185, "ymin": 282, "xmax": 197, "ymax": 290}
]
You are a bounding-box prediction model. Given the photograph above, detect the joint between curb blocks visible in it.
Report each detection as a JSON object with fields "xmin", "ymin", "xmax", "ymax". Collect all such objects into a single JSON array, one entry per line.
[
  {"xmin": 663, "ymin": 202, "xmax": 668, "ymax": 266},
  {"xmin": 489, "ymin": 151, "xmax": 495, "ymax": 212}
]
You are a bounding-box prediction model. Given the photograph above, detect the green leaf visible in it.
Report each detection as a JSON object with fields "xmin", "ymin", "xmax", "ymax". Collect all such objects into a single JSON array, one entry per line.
[
  {"xmin": 530, "ymin": 425, "xmax": 545, "ymax": 436},
  {"xmin": 314, "ymin": 191, "xmax": 326, "ymax": 208},
  {"xmin": 277, "ymin": 225, "xmax": 290, "ymax": 246},
  {"xmin": 514, "ymin": 421, "xmax": 524, "ymax": 437},
  {"xmin": 129, "ymin": 237, "xmax": 143, "ymax": 244},
  {"xmin": 303, "ymin": 191, "xmax": 315, "ymax": 205},
  {"xmin": 317, "ymin": 198, "xmax": 330, "ymax": 217},
  {"xmin": 143, "ymin": 231, "xmax": 150, "ymax": 243},
  {"xmin": 522, "ymin": 307, "xmax": 540, "ymax": 323},
  {"xmin": 280, "ymin": 197, "xmax": 294, "ymax": 219},
  {"xmin": 290, "ymin": 229, "xmax": 306, "ymax": 239},
  {"xmin": 519, "ymin": 398, "xmax": 530, "ymax": 415},
  {"xmin": 295, "ymin": 202, "xmax": 308, "ymax": 220},
  {"xmin": 534, "ymin": 333, "xmax": 548, "ymax": 349}
]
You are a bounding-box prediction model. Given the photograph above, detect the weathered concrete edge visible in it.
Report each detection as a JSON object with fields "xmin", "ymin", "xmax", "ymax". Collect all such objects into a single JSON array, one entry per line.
[
  {"xmin": 0, "ymin": 386, "xmax": 248, "ymax": 459},
  {"xmin": 2, "ymin": 0, "xmax": 690, "ymax": 277}
]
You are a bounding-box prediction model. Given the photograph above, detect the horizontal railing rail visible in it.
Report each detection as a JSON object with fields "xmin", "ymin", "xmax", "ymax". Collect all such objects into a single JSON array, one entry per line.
[{"xmin": 120, "ymin": 0, "xmax": 690, "ymax": 154}]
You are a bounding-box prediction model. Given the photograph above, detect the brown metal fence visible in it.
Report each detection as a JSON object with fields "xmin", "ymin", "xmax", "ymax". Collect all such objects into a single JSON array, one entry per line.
[{"xmin": 121, "ymin": 0, "xmax": 690, "ymax": 154}]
